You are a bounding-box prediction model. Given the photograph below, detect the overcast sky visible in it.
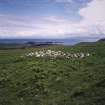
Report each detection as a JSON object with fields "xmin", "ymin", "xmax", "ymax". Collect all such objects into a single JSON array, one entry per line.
[{"xmin": 0, "ymin": 0, "xmax": 105, "ymax": 38}]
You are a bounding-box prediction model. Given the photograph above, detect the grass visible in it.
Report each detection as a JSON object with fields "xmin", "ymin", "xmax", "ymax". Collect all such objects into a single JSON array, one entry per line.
[{"xmin": 0, "ymin": 41, "xmax": 105, "ymax": 105}]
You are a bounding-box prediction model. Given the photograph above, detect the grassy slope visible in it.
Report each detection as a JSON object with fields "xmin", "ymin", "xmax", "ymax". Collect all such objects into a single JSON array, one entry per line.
[{"xmin": 0, "ymin": 41, "xmax": 105, "ymax": 105}]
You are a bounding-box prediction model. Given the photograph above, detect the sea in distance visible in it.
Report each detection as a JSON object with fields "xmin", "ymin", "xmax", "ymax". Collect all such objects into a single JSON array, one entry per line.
[{"xmin": 0, "ymin": 37, "xmax": 100, "ymax": 45}]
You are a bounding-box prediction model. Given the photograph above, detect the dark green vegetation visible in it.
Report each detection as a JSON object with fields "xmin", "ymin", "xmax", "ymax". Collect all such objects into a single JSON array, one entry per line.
[{"xmin": 0, "ymin": 40, "xmax": 105, "ymax": 105}]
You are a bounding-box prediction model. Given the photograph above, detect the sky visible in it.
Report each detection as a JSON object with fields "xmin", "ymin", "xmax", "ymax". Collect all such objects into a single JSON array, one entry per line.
[{"xmin": 0, "ymin": 0, "xmax": 105, "ymax": 39}]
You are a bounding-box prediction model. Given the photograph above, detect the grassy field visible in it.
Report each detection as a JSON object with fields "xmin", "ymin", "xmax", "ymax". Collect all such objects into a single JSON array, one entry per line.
[{"xmin": 0, "ymin": 40, "xmax": 105, "ymax": 105}]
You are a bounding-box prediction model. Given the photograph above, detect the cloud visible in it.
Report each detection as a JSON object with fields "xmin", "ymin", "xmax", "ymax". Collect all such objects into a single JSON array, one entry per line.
[
  {"xmin": 0, "ymin": 15, "xmax": 63, "ymax": 38},
  {"xmin": 79, "ymin": 0, "xmax": 105, "ymax": 22},
  {"xmin": 79, "ymin": 0, "xmax": 105, "ymax": 35},
  {"xmin": 0, "ymin": 15, "xmax": 86, "ymax": 38},
  {"xmin": 0, "ymin": 0, "xmax": 105, "ymax": 38},
  {"xmin": 51, "ymin": 0, "xmax": 73, "ymax": 3},
  {"xmin": 0, "ymin": 13, "xmax": 104, "ymax": 39}
]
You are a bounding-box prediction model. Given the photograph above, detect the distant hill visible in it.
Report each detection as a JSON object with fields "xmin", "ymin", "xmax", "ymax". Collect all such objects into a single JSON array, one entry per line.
[
  {"xmin": 97, "ymin": 38, "xmax": 105, "ymax": 42},
  {"xmin": 75, "ymin": 38, "xmax": 105, "ymax": 46}
]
